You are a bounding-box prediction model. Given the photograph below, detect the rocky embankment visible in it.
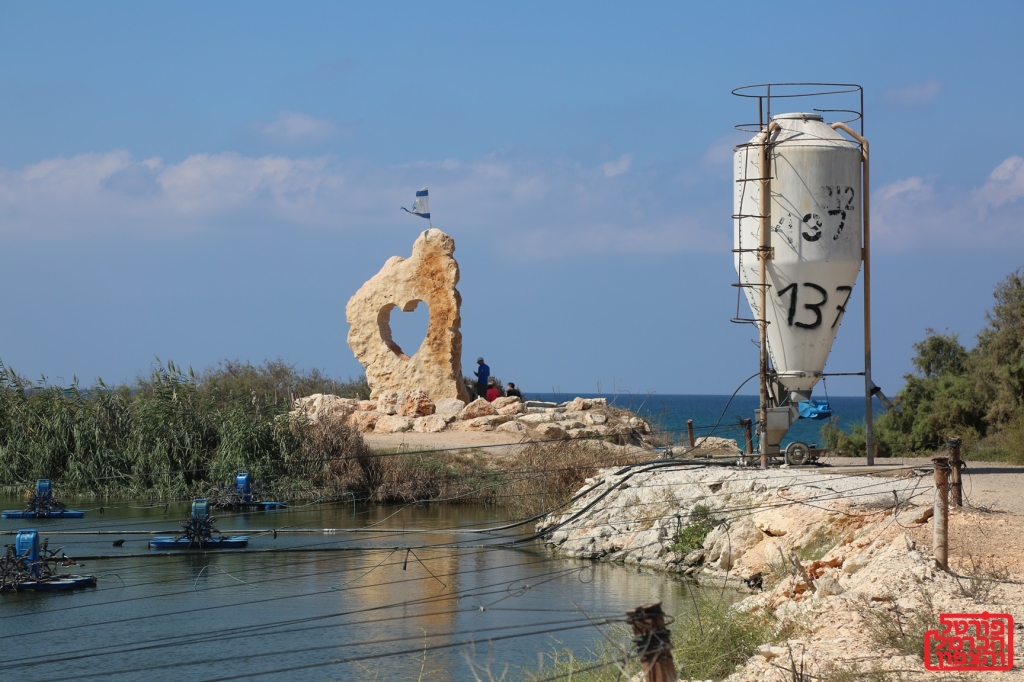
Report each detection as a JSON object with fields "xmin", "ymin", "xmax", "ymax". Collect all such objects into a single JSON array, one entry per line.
[
  {"xmin": 291, "ymin": 392, "xmax": 654, "ymax": 441},
  {"xmin": 539, "ymin": 464, "xmax": 1023, "ymax": 680}
]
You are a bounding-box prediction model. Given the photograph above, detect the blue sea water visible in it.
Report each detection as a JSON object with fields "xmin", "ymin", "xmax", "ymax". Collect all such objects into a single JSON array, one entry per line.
[{"xmin": 524, "ymin": 392, "xmax": 871, "ymax": 448}]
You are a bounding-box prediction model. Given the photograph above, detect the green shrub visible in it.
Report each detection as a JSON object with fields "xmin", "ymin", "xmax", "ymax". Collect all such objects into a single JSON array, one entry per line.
[{"xmin": 671, "ymin": 504, "xmax": 715, "ymax": 554}]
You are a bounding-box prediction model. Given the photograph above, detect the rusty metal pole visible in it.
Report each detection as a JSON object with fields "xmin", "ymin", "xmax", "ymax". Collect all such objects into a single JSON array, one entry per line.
[
  {"xmin": 757, "ymin": 125, "xmax": 778, "ymax": 471},
  {"xmin": 686, "ymin": 420, "xmax": 695, "ymax": 447},
  {"xmin": 626, "ymin": 602, "xmax": 678, "ymax": 682},
  {"xmin": 742, "ymin": 418, "xmax": 754, "ymax": 455},
  {"xmin": 932, "ymin": 457, "xmax": 950, "ymax": 569},
  {"xmin": 831, "ymin": 123, "xmax": 872, "ymax": 466},
  {"xmin": 948, "ymin": 437, "xmax": 963, "ymax": 507}
]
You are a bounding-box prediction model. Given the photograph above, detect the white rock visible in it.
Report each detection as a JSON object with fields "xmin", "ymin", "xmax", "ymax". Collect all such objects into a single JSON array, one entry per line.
[
  {"xmin": 374, "ymin": 414, "xmax": 414, "ymax": 433},
  {"xmin": 412, "ymin": 415, "xmax": 449, "ymax": 433},
  {"xmin": 585, "ymin": 413, "xmax": 608, "ymax": 425},
  {"xmin": 518, "ymin": 413, "xmax": 558, "ymax": 424},
  {"xmin": 434, "ymin": 398, "xmax": 466, "ymax": 418},
  {"xmin": 377, "ymin": 391, "xmax": 400, "ymax": 415},
  {"xmin": 290, "ymin": 394, "xmax": 358, "ymax": 424},
  {"xmin": 458, "ymin": 398, "xmax": 495, "ymax": 420},
  {"xmin": 533, "ymin": 423, "xmax": 567, "ymax": 439},
  {"xmin": 842, "ymin": 553, "xmax": 869, "ymax": 574},
  {"xmin": 497, "ymin": 420, "xmax": 527, "ymax": 433},
  {"xmin": 453, "ymin": 415, "xmax": 511, "ymax": 431}
]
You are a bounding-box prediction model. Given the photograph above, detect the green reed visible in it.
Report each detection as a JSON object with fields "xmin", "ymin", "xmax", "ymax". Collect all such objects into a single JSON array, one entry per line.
[{"xmin": 0, "ymin": 358, "xmax": 370, "ymax": 500}]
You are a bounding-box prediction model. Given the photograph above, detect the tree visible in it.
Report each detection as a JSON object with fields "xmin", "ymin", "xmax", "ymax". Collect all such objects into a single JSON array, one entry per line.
[
  {"xmin": 874, "ymin": 330, "xmax": 985, "ymax": 452},
  {"xmin": 971, "ymin": 267, "xmax": 1024, "ymax": 424},
  {"xmin": 911, "ymin": 329, "xmax": 968, "ymax": 378}
]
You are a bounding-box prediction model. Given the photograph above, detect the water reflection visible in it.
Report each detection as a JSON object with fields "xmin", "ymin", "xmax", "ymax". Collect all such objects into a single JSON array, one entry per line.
[{"xmin": 1, "ymin": 496, "xmax": 722, "ymax": 681}]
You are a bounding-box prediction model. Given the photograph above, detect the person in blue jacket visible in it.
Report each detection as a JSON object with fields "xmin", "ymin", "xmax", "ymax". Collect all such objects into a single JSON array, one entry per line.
[{"xmin": 474, "ymin": 357, "xmax": 490, "ymax": 399}]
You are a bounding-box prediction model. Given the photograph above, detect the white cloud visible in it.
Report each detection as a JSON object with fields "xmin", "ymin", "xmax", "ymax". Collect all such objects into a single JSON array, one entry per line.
[
  {"xmin": 257, "ymin": 112, "xmax": 339, "ymax": 143},
  {"xmin": 600, "ymin": 153, "xmax": 632, "ymax": 178},
  {"xmin": 0, "ymin": 149, "xmax": 722, "ymax": 259},
  {"xmin": 977, "ymin": 156, "xmax": 1024, "ymax": 208},
  {"xmin": 875, "ymin": 156, "xmax": 1024, "ymax": 251},
  {"xmin": 883, "ymin": 79, "xmax": 944, "ymax": 108}
]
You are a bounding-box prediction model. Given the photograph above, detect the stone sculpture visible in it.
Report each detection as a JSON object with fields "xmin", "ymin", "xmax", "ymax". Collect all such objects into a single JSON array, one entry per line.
[{"xmin": 346, "ymin": 228, "xmax": 471, "ymax": 402}]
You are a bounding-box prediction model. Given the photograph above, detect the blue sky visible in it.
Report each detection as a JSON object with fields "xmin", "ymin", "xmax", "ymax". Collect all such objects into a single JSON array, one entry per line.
[{"xmin": 0, "ymin": 2, "xmax": 1022, "ymax": 399}]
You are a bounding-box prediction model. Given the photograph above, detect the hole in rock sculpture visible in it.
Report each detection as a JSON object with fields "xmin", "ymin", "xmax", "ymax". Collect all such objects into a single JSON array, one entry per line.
[{"xmin": 377, "ymin": 300, "xmax": 430, "ymax": 360}]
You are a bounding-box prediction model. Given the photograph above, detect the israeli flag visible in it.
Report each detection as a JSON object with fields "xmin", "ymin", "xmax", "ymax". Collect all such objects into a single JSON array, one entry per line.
[{"xmin": 401, "ymin": 188, "xmax": 431, "ymax": 223}]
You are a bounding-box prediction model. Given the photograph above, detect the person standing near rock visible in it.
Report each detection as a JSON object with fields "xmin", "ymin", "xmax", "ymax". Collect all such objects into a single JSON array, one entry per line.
[
  {"xmin": 505, "ymin": 382, "xmax": 522, "ymax": 399},
  {"xmin": 474, "ymin": 357, "xmax": 490, "ymax": 398}
]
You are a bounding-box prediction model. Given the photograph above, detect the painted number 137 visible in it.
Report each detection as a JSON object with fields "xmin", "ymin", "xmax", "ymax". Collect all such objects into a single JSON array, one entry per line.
[{"xmin": 777, "ymin": 283, "xmax": 853, "ymax": 330}]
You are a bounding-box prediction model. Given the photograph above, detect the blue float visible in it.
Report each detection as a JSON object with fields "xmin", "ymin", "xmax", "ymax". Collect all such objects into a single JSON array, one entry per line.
[
  {"xmin": 2, "ymin": 479, "xmax": 86, "ymax": 519},
  {"xmin": 1, "ymin": 529, "xmax": 96, "ymax": 592},
  {"xmin": 208, "ymin": 472, "xmax": 286, "ymax": 511},
  {"xmin": 149, "ymin": 499, "xmax": 249, "ymax": 550}
]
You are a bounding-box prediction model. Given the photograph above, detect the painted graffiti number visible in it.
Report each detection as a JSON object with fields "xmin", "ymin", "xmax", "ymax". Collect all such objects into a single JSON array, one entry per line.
[
  {"xmin": 800, "ymin": 186, "xmax": 856, "ymax": 242},
  {"xmin": 778, "ymin": 282, "xmax": 852, "ymax": 330}
]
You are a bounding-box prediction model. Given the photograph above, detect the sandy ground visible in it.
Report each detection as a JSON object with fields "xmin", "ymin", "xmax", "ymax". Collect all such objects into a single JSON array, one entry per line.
[{"xmin": 816, "ymin": 455, "xmax": 1024, "ymax": 515}]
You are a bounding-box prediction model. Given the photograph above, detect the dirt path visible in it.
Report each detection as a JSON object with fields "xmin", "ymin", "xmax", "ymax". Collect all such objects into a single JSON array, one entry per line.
[{"xmin": 817, "ymin": 455, "xmax": 1024, "ymax": 515}]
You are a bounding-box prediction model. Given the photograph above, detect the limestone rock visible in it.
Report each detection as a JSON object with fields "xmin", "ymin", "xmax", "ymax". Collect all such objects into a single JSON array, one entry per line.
[
  {"xmin": 413, "ymin": 415, "xmax": 449, "ymax": 433},
  {"xmin": 458, "ymin": 398, "xmax": 495, "ymax": 420},
  {"xmin": 357, "ymin": 400, "xmax": 378, "ymax": 411},
  {"xmin": 567, "ymin": 427, "xmax": 599, "ymax": 439},
  {"xmin": 377, "ymin": 391, "xmax": 400, "ymax": 415},
  {"xmin": 346, "ymin": 228, "xmax": 471, "ymax": 403},
  {"xmin": 753, "ymin": 512, "xmax": 791, "ymax": 537},
  {"xmin": 400, "ymin": 389, "xmax": 435, "ymax": 417},
  {"xmin": 491, "ymin": 396, "xmax": 521, "ymax": 410},
  {"xmin": 692, "ymin": 436, "xmax": 740, "ymax": 454},
  {"xmin": 349, "ymin": 411, "xmax": 380, "ymax": 432},
  {"xmin": 374, "ymin": 415, "xmax": 414, "ymax": 433},
  {"xmin": 627, "ymin": 417, "xmax": 651, "ymax": 434},
  {"xmin": 705, "ymin": 517, "xmax": 762, "ymax": 570},
  {"xmin": 815, "ymin": 575, "xmax": 845, "ymax": 597},
  {"xmin": 585, "ymin": 413, "xmax": 607, "ymax": 425},
  {"xmin": 497, "ymin": 420, "xmax": 527, "ymax": 433},
  {"xmin": 518, "ymin": 412, "xmax": 558, "ymax": 425},
  {"xmin": 453, "ymin": 415, "xmax": 511, "ymax": 431},
  {"xmin": 564, "ymin": 397, "xmax": 591, "ymax": 411},
  {"xmin": 497, "ymin": 402, "xmax": 526, "ymax": 416},
  {"xmin": 533, "ymin": 423, "xmax": 567, "ymax": 440},
  {"xmin": 434, "ymin": 398, "xmax": 466, "ymax": 417},
  {"xmin": 290, "ymin": 394, "xmax": 358, "ymax": 424}
]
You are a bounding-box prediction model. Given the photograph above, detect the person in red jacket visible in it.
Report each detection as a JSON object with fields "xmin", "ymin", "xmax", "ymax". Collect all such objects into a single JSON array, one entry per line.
[{"xmin": 485, "ymin": 382, "xmax": 500, "ymax": 402}]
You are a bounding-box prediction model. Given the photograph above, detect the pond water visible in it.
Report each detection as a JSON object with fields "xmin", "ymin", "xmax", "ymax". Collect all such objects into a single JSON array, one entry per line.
[{"xmin": 1, "ymin": 497, "xmax": 721, "ymax": 681}]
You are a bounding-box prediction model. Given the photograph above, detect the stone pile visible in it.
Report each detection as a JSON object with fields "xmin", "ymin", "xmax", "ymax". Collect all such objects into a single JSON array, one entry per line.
[
  {"xmin": 290, "ymin": 392, "xmax": 651, "ymax": 440},
  {"xmin": 537, "ymin": 465, "xmax": 1024, "ymax": 681}
]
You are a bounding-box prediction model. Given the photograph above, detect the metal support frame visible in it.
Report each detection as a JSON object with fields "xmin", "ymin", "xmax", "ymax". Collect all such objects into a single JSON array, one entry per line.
[{"xmin": 732, "ymin": 83, "xmax": 867, "ymax": 467}]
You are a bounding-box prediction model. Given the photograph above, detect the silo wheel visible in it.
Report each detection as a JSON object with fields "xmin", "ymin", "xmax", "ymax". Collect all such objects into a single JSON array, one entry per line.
[{"xmin": 785, "ymin": 441, "xmax": 810, "ymax": 466}]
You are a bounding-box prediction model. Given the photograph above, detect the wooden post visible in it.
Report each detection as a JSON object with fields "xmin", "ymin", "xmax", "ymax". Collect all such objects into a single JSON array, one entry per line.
[
  {"xmin": 686, "ymin": 420, "xmax": 695, "ymax": 447},
  {"xmin": 626, "ymin": 601, "xmax": 678, "ymax": 682},
  {"xmin": 742, "ymin": 418, "xmax": 754, "ymax": 455},
  {"xmin": 932, "ymin": 457, "xmax": 950, "ymax": 569},
  {"xmin": 948, "ymin": 437, "xmax": 963, "ymax": 507}
]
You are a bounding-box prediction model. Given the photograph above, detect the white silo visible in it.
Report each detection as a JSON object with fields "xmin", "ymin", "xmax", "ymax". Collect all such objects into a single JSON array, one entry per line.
[{"xmin": 734, "ymin": 111, "xmax": 867, "ymax": 461}]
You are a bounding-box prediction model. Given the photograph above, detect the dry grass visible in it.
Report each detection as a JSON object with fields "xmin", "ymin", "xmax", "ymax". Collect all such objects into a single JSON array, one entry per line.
[{"xmin": 313, "ymin": 431, "xmax": 645, "ymax": 518}]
